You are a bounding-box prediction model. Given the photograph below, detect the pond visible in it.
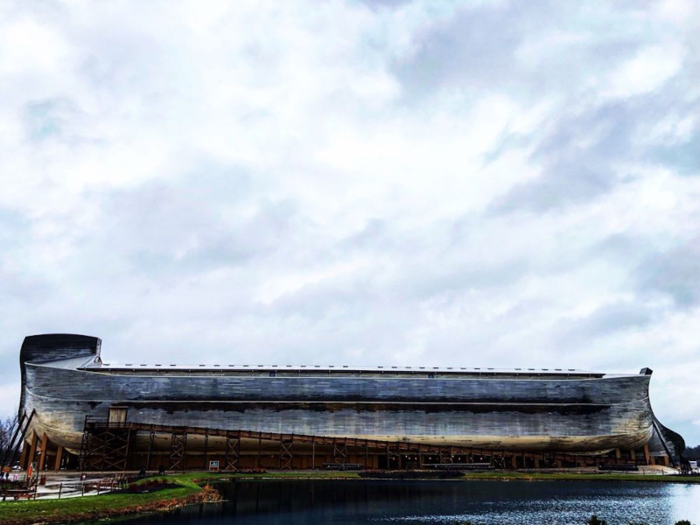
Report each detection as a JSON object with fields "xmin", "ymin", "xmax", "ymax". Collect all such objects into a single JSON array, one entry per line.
[{"xmin": 121, "ymin": 480, "xmax": 700, "ymax": 525}]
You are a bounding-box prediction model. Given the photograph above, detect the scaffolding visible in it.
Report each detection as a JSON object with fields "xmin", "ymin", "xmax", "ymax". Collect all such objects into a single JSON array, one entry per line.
[{"xmin": 75, "ymin": 416, "xmax": 659, "ymax": 472}]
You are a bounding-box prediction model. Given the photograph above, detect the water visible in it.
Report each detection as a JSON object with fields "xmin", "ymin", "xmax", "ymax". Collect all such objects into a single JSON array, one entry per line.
[{"xmin": 122, "ymin": 480, "xmax": 700, "ymax": 525}]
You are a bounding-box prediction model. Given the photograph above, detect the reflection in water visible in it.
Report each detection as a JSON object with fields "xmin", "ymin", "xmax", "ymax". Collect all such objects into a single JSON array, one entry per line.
[{"xmin": 122, "ymin": 480, "xmax": 700, "ymax": 525}]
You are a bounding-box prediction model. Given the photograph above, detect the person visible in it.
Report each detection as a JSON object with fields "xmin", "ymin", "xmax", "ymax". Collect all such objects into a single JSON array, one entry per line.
[{"xmin": 138, "ymin": 467, "xmax": 146, "ymax": 479}]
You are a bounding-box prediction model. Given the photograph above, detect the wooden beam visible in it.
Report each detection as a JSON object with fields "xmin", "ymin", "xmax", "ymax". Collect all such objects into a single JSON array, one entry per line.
[
  {"xmin": 27, "ymin": 432, "xmax": 39, "ymax": 471},
  {"xmin": 35, "ymin": 432, "xmax": 48, "ymax": 472},
  {"xmin": 54, "ymin": 445, "xmax": 64, "ymax": 471},
  {"xmin": 19, "ymin": 440, "xmax": 29, "ymax": 470}
]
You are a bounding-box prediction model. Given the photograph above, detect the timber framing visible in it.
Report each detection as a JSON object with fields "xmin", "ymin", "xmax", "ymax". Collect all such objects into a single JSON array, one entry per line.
[{"xmin": 76, "ymin": 417, "xmax": 659, "ymax": 472}]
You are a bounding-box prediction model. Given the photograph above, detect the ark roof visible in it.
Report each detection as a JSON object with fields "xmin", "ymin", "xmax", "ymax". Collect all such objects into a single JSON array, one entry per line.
[{"xmin": 79, "ymin": 361, "xmax": 621, "ymax": 378}]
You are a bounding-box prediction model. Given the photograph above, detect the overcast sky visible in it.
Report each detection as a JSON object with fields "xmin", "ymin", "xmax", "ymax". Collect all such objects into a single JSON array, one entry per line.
[{"xmin": 1, "ymin": 0, "xmax": 699, "ymax": 446}]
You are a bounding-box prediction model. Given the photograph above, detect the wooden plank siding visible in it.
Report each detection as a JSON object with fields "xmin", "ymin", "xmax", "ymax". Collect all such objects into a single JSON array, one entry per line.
[{"xmin": 16, "ymin": 334, "xmax": 686, "ymax": 465}]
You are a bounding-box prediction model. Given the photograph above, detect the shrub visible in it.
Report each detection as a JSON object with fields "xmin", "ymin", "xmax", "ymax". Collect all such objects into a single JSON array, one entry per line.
[{"xmin": 588, "ymin": 516, "xmax": 606, "ymax": 525}]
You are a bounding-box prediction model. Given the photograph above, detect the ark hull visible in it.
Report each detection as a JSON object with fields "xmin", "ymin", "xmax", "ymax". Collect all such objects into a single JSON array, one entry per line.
[{"xmin": 14, "ymin": 334, "xmax": 686, "ymax": 470}]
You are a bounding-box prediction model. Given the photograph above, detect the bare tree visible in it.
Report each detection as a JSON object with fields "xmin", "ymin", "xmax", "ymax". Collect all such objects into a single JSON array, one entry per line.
[{"xmin": 0, "ymin": 415, "xmax": 20, "ymax": 465}]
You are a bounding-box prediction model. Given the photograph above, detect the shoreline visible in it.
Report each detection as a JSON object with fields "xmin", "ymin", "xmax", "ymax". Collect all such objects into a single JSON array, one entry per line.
[
  {"xmin": 2, "ymin": 471, "xmax": 699, "ymax": 525},
  {"xmin": 0, "ymin": 476, "xmax": 220, "ymax": 525}
]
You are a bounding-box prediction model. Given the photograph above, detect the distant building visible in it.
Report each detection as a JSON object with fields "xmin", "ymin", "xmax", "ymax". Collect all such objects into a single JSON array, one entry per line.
[{"xmin": 11, "ymin": 334, "xmax": 685, "ymax": 471}]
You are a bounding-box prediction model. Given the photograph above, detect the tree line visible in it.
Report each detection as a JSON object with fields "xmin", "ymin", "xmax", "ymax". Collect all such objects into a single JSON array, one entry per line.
[{"xmin": 684, "ymin": 444, "xmax": 700, "ymax": 460}]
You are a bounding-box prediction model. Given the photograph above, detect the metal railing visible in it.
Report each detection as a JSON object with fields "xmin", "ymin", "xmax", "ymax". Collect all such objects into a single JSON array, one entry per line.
[{"xmin": 1, "ymin": 474, "xmax": 128, "ymax": 502}]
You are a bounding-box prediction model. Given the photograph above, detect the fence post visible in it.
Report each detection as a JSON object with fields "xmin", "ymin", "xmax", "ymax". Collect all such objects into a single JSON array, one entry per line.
[
  {"xmin": 81, "ymin": 482, "xmax": 85, "ymax": 496},
  {"xmin": 34, "ymin": 483, "xmax": 38, "ymax": 500},
  {"xmin": 58, "ymin": 483, "xmax": 62, "ymax": 499}
]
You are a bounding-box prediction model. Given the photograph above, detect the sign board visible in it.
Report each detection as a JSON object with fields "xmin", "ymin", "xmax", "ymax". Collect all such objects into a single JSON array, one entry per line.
[{"xmin": 209, "ymin": 460, "xmax": 220, "ymax": 472}]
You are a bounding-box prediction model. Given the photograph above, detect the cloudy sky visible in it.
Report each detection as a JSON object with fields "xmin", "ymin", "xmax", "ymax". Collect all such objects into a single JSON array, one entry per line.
[{"xmin": 1, "ymin": 0, "xmax": 699, "ymax": 445}]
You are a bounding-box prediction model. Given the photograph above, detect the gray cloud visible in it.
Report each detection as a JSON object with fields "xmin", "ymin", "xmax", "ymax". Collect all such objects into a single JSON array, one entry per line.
[
  {"xmin": 1, "ymin": 0, "xmax": 699, "ymax": 445},
  {"xmin": 637, "ymin": 241, "xmax": 700, "ymax": 307}
]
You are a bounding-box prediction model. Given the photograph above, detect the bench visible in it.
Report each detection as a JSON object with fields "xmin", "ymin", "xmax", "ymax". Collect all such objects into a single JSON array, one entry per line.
[{"xmin": 5, "ymin": 490, "xmax": 34, "ymax": 501}]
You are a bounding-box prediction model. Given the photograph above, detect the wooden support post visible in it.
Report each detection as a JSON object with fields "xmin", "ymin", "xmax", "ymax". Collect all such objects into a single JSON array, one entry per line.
[
  {"xmin": 27, "ymin": 432, "xmax": 38, "ymax": 472},
  {"xmin": 168, "ymin": 433, "xmax": 188, "ymax": 471},
  {"xmin": 312, "ymin": 440, "xmax": 316, "ymax": 470},
  {"xmin": 146, "ymin": 432, "xmax": 155, "ymax": 471},
  {"xmin": 257, "ymin": 432, "xmax": 262, "ymax": 468},
  {"xmin": 643, "ymin": 444, "xmax": 650, "ymax": 464},
  {"xmin": 280, "ymin": 436, "xmax": 294, "ymax": 470},
  {"xmin": 615, "ymin": 448, "xmax": 621, "ymax": 460},
  {"xmin": 224, "ymin": 433, "xmax": 240, "ymax": 472},
  {"xmin": 54, "ymin": 445, "xmax": 64, "ymax": 471},
  {"xmin": 203, "ymin": 434, "xmax": 209, "ymax": 470},
  {"xmin": 534, "ymin": 458, "xmax": 540, "ymax": 469},
  {"xmin": 511, "ymin": 456, "xmax": 517, "ymax": 469},
  {"xmin": 556, "ymin": 459, "xmax": 563, "ymax": 469},
  {"xmin": 19, "ymin": 440, "xmax": 29, "ymax": 470},
  {"xmin": 37, "ymin": 433, "xmax": 48, "ymax": 472}
]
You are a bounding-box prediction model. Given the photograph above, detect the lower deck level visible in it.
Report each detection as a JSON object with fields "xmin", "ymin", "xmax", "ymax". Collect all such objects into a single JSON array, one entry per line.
[{"xmin": 18, "ymin": 419, "xmax": 672, "ymax": 474}]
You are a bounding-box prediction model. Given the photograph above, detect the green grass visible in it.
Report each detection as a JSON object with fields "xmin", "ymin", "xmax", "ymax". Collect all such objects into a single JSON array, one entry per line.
[{"xmin": 0, "ymin": 476, "xmax": 201, "ymax": 524}]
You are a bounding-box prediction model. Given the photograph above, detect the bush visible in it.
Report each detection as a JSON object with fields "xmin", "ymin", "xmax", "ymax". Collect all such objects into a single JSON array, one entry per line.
[{"xmin": 588, "ymin": 516, "xmax": 606, "ymax": 525}]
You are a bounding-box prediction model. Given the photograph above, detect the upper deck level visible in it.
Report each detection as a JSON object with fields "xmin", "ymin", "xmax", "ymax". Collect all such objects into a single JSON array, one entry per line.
[{"xmin": 79, "ymin": 361, "xmax": 613, "ymax": 380}]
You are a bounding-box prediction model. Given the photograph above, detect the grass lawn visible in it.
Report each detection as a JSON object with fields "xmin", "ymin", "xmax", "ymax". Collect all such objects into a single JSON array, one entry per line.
[{"xmin": 0, "ymin": 476, "xmax": 202, "ymax": 524}]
